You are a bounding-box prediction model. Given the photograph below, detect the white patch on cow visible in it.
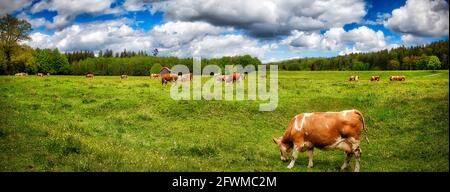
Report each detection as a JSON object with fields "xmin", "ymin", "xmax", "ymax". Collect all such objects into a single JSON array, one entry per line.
[
  {"xmin": 298, "ymin": 113, "xmax": 312, "ymax": 131},
  {"xmin": 293, "ymin": 115, "xmax": 299, "ymax": 130},
  {"xmin": 342, "ymin": 109, "xmax": 354, "ymax": 117}
]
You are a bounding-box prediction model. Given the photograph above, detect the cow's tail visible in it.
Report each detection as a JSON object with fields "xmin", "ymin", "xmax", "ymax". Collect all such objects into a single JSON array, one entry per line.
[{"xmin": 354, "ymin": 110, "xmax": 369, "ymax": 144}]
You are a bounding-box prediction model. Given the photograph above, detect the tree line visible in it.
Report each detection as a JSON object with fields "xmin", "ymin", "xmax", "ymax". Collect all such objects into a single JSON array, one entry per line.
[{"xmin": 269, "ymin": 40, "xmax": 448, "ymax": 71}]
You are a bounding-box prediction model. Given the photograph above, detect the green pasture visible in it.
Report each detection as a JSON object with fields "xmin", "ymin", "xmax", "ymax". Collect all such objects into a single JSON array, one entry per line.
[{"xmin": 0, "ymin": 70, "xmax": 448, "ymax": 171}]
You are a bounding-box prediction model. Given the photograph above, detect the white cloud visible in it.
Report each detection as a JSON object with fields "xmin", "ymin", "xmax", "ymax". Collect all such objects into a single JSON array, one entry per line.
[
  {"xmin": 401, "ymin": 34, "xmax": 426, "ymax": 46},
  {"xmin": 282, "ymin": 26, "xmax": 398, "ymax": 54},
  {"xmin": 0, "ymin": 0, "xmax": 32, "ymax": 15},
  {"xmin": 123, "ymin": 0, "xmax": 153, "ymax": 11},
  {"xmin": 385, "ymin": 0, "xmax": 449, "ymax": 37},
  {"xmin": 17, "ymin": 12, "xmax": 50, "ymax": 28},
  {"xmin": 24, "ymin": 19, "xmax": 272, "ymax": 60},
  {"xmin": 25, "ymin": 19, "xmax": 153, "ymax": 52},
  {"xmin": 364, "ymin": 12, "xmax": 391, "ymax": 25},
  {"xmin": 150, "ymin": 21, "xmax": 228, "ymax": 48},
  {"xmin": 151, "ymin": 0, "xmax": 367, "ymax": 37},
  {"xmin": 189, "ymin": 35, "xmax": 271, "ymax": 59},
  {"xmin": 30, "ymin": 0, "xmax": 120, "ymax": 30}
]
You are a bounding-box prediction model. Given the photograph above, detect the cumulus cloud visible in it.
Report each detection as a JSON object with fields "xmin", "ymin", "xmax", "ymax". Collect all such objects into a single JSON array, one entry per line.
[
  {"xmin": 151, "ymin": 0, "xmax": 367, "ymax": 38},
  {"xmin": 364, "ymin": 12, "xmax": 391, "ymax": 25},
  {"xmin": 123, "ymin": 0, "xmax": 160, "ymax": 11},
  {"xmin": 282, "ymin": 26, "xmax": 397, "ymax": 54},
  {"xmin": 0, "ymin": 0, "xmax": 32, "ymax": 15},
  {"xmin": 189, "ymin": 35, "xmax": 272, "ymax": 58},
  {"xmin": 150, "ymin": 21, "xmax": 228, "ymax": 48},
  {"xmin": 401, "ymin": 34, "xmax": 426, "ymax": 46},
  {"xmin": 17, "ymin": 12, "xmax": 50, "ymax": 28},
  {"xmin": 24, "ymin": 19, "xmax": 272, "ymax": 59},
  {"xmin": 26, "ymin": 19, "xmax": 153, "ymax": 51},
  {"xmin": 385, "ymin": 0, "xmax": 449, "ymax": 37},
  {"xmin": 31, "ymin": 0, "xmax": 120, "ymax": 30}
]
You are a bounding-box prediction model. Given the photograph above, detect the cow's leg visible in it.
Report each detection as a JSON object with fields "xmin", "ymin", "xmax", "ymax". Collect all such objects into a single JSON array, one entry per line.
[
  {"xmin": 287, "ymin": 144, "xmax": 300, "ymax": 169},
  {"xmin": 349, "ymin": 138, "xmax": 361, "ymax": 172},
  {"xmin": 306, "ymin": 149, "xmax": 314, "ymax": 168},
  {"xmin": 341, "ymin": 152, "xmax": 353, "ymax": 170}
]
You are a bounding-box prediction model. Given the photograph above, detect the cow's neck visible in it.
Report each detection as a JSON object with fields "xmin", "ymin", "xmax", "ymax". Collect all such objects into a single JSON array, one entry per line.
[{"xmin": 281, "ymin": 125, "xmax": 294, "ymax": 147}]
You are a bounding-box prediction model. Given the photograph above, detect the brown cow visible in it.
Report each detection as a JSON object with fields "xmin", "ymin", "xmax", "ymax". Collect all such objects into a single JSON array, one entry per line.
[
  {"xmin": 161, "ymin": 73, "xmax": 178, "ymax": 85},
  {"xmin": 370, "ymin": 76, "xmax": 380, "ymax": 81},
  {"xmin": 390, "ymin": 75, "xmax": 405, "ymax": 81},
  {"xmin": 223, "ymin": 73, "xmax": 245, "ymax": 83},
  {"xmin": 216, "ymin": 75, "xmax": 226, "ymax": 82},
  {"xmin": 86, "ymin": 73, "xmax": 94, "ymax": 79},
  {"xmin": 150, "ymin": 73, "xmax": 160, "ymax": 78},
  {"xmin": 273, "ymin": 109, "xmax": 368, "ymax": 172},
  {"xmin": 349, "ymin": 76, "xmax": 359, "ymax": 81},
  {"xmin": 121, "ymin": 75, "xmax": 128, "ymax": 79}
]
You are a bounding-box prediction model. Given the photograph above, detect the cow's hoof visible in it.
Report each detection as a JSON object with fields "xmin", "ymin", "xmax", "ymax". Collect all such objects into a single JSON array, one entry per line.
[
  {"xmin": 287, "ymin": 165, "xmax": 294, "ymax": 169},
  {"xmin": 307, "ymin": 165, "xmax": 313, "ymax": 169}
]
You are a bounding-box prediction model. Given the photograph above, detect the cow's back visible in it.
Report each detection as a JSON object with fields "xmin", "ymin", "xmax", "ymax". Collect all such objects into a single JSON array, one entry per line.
[{"xmin": 290, "ymin": 111, "xmax": 363, "ymax": 149}]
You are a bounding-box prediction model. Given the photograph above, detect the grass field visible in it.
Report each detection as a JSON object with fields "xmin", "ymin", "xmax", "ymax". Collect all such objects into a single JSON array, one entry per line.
[{"xmin": 0, "ymin": 70, "xmax": 448, "ymax": 172}]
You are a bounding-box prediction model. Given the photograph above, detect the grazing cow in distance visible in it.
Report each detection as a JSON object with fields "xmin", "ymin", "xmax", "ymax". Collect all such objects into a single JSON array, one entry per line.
[
  {"xmin": 349, "ymin": 76, "xmax": 359, "ymax": 81},
  {"xmin": 179, "ymin": 73, "xmax": 192, "ymax": 82},
  {"xmin": 224, "ymin": 73, "xmax": 245, "ymax": 83},
  {"xmin": 216, "ymin": 74, "xmax": 226, "ymax": 82},
  {"xmin": 370, "ymin": 76, "xmax": 380, "ymax": 81},
  {"xmin": 15, "ymin": 72, "xmax": 28, "ymax": 76},
  {"xmin": 390, "ymin": 75, "xmax": 405, "ymax": 81},
  {"xmin": 273, "ymin": 109, "xmax": 368, "ymax": 172},
  {"xmin": 46, "ymin": 73, "xmax": 50, "ymax": 76},
  {"xmin": 37, "ymin": 73, "xmax": 44, "ymax": 77},
  {"xmin": 121, "ymin": 75, "xmax": 128, "ymax": 79},
  {"xmin": 161, "ymin": 73, "xmax": 178, "ymax": 85},
  {"xmin": 86, "ymin": 73, "xmax": 94, "ymax": 79},
  {"xmin": 150, "ymin": 73, "xmax": 159, "ymax": 78}
]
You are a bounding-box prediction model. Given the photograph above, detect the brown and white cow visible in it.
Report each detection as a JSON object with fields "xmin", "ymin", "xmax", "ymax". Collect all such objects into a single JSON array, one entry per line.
[
  {"xmin": 179, "ymin": 73, "xmax": 193, "ymax": 82},
  {"xmin": 86, "ymin": 73, "xmax": 94, "ymax": 79},
  {"xmin": 370, "ymin": 76, "xmax": 380, "ymax": 81},
  {"xmin": 161, "ymin": 73, "xmax": 178, "ymax": 85},
  {"xmin": 273, "ymin": 109, "xmax": 368, "ymax": 172},
  {"xmin": 349, "ymin": 76, "xmax": 359, "ymax": 81},
  {"xmin": 150, "ymin": 73, "xmax": 160, "ymax": 78},
  {"xmin": 37, "ymin": 73, "xmax": 44, "ymax": 77},
  {"xmin": 15, "ymin": 72, "xmax": 28, "ymax": 76},
  {"xmin": 121, "ymin": 75, "xmax": 128, "ymax": 79},
  {"xmin": 389, "ymin": 75, "xmax": 405, "ymax": 81}
]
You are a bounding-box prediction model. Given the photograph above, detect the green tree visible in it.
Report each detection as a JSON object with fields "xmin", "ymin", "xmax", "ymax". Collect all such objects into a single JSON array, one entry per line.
[
  {"xmin": 426, "ymin": 55, "xmax": 441, "ymax": 70},
  {"xmin": 0, "ymin": 14, "xmax": 32, "ymax": 65},
  {"xmin": 351, "ymin": 60, "xmax": 368, "ymax": 70},
  {"xmin": 34, "ymin": 49, "xmax": 53, "ymax": 73},
  {"xmin": 150, "ymin": 63, "xmax": 162, "ymax": 74},
  {"xmin": 387, "ymin": 59, "xmax": 400, "ymax": 70}
]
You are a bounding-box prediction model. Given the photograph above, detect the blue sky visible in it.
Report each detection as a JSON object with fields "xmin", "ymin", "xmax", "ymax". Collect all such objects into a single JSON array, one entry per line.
[{"xmin": 2, "ymin": 0, "xmax": 448, "ymax": 63}]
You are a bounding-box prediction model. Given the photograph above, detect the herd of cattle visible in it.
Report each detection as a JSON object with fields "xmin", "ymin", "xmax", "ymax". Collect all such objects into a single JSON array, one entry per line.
[
  {"xmin": 349, "ymin": 75, "xmax": 406, "ymax": 81},
  {"xmin": 14, "ymin": 70, "xmax": 408, "ymax": 171},
  {"xmin": 15, "ymin": 72, "xmax": 50, "ymax": 77}
]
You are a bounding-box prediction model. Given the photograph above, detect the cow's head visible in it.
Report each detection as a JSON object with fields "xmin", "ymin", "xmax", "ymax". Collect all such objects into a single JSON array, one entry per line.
[{"xmin": 272, "ymin": 137, "xmax": 292, "ymax": 162}]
